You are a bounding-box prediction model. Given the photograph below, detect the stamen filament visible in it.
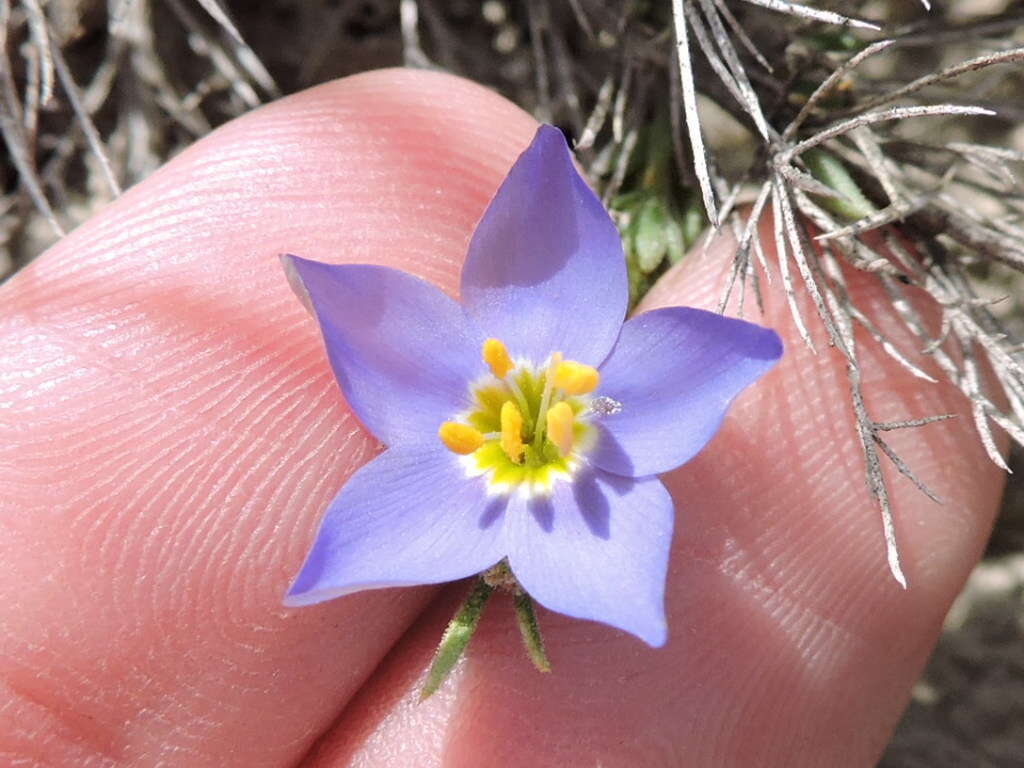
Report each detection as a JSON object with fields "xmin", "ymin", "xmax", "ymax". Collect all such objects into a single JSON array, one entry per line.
[
  {"xmin": 533, "ymin": 352, "xmax": 562, "ymax": 449},
  {"xmin": 506, "ymin": 377, "xmax": 533, "ymax": 434},
  {"xmin": 482, "ymin": 338, "xmax": 533, "ymax": 433}
]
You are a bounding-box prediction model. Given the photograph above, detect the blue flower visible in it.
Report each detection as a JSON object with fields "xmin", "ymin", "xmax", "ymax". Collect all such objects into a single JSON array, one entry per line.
[{"xmin": 282, "ymin": 125, "xmax": 781, "ymax": 647}]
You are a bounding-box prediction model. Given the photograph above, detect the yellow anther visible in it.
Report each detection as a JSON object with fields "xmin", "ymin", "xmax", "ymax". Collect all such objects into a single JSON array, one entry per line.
[
  {"xmin": 438, "ymin": 422, "xmax": 484, "ymax": 455},
  {"xmin": 500, "ymin": 401, "xmax": 525, "ymax": 463},
  {"xmin": 546, "ymin": 351, "xmax": 563, "ymax": 375},
  {"xmin": 483, "ymin": 338, "xmax": 514, "ymax": 379},
  {"xmin": 546, "ymin": 401, "xmax": 575, "ymax": 457},
  {"xmin": 552, "ymin": 360, "xmax": 600, "ymax": 395}
]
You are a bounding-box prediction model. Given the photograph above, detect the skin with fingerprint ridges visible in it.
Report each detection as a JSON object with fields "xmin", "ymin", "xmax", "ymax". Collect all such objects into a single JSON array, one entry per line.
[{"xmin": 0, "ymin": 69, "xmax": 1005, "ymax": 767}]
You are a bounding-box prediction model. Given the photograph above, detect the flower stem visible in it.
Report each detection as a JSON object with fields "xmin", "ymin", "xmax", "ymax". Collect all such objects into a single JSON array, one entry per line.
[
  {"xmin": 513, "ymin": 591, "xmax": 551, "ymax": 673},
  {"xmin": 420, "ymin": 577, "xmax": 493, "ymax": 700}
]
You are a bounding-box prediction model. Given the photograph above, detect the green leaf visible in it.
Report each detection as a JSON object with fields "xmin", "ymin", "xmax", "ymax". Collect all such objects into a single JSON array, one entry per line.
[
  {"xmin": 611, "ymin": 189, "xmax": 644, "ymax": 210},
  {"xmin": 635, "ymin": 197, "xmax": 670, "ymax": 273},
  {"xmin": 680, "ymin": 196, "xmax": 706, "ymax": 251},
  {"xmin": 803, "ymin": 149, "xmax": 876, "ymax": 221},
  {"xmin": 627, "ymin": 255, "xmax": 649, "ymax": 307}
]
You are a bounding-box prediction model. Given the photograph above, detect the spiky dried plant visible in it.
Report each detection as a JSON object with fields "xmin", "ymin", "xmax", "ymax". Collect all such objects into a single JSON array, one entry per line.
[{"xmin": 662, "ymin": 0, "xmax": 1024, "ymax": 587}]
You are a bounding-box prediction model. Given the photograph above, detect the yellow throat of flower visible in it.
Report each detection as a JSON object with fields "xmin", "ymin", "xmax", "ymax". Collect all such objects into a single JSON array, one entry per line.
[{"xmin": 437, "ymin": 338, "xmax": 600, "ymax": 494}]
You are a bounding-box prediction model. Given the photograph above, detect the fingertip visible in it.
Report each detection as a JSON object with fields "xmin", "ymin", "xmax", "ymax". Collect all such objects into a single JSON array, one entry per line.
[{"xmin": 0, "ymin": 68, "xmax": 541, "ymax": 767}]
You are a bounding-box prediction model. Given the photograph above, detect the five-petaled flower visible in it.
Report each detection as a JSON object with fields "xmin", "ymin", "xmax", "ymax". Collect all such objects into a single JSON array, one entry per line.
[{"xmin": 282, "ymin": 125, "xmax": 782, "ymax": 647}]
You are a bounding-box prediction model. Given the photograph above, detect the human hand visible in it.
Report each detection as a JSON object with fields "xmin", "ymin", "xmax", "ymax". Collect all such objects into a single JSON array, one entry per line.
[{"xmin": 0, "ymin": 69, "xmax": 1004, "ymax": 766}]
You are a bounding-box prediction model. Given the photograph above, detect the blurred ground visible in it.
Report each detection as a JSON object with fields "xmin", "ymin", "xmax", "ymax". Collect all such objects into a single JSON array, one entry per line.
[
  {"xmin": 2, "ymin": 1, "xmax": 1023, "ymax": 765},
  {"xmin": 881, "ymin": 555, "xmax": 1024, "ymax": 767}
]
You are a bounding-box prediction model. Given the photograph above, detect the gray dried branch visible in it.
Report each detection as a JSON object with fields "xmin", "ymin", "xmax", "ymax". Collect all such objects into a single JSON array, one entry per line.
[
  {"xmin": 739, "ymin": 0, "xmax": 879, "ymax": 30},
  {"xmin": 191, "ymin": 0, "xmax": 279, "ymax": 96},
  {"xmin": 783, "ymin": 40, "xmax": 895, "ymax": 141},
  {"xmin": 844, "ymin": 298, "xmax": 938, "ymax": 384},
  {"xmin": 848, "ymin": 126, "xmax": 905, "ymax": 211},
  {"xmin": 121, "ymin": 0, "xmax": 211, "ymax": 136},
  {"xmin": 777, "ymin": 163, "xmax": 849, "ymax": 203},
  {"xmin": 873, "ymin": 434, "xmax": 942, "ymax": 504},
  {"xmin": 576, "ymin": 75, "xmax": 614, "ymax": 151},
  {"xmin": 712, "ymin": 0, "xmax": 771, "ymax": 73},
  {"xmin": 683, "ymin": 5, "xmax": 753, "ymax": 132},
  {"xmin": 769, "ymin": 180, "xmax": 814, "ymax": 350},
  {"xmin": 400, "ymin": 0, "xmax": 429, "ymax": 67},
  {"xmin": 526, "ymin": 0, "xmax": 554, "ymax": 125},
  {"xmin": 601, "ymin": 125, "xmax": 638, "ymax": 206},
  {"xmin": 877, "ymin": 231, "xmax": 1024, "ymax": 467},
  {"xmin": 548, "ymin": 17, "xmax": 587, "ymax": 136},
  {"xmin": 854, "ymin": 48, "xmax": 1024, "ymax": 113},
  {"xmin": 774, "ymin": 67, "xmax": 1022, "ymax": 580},
  {"xmin": 22, "ymin": 0, "xmax": 52, "ymax": 106},
  {"xmin": 0, "ymin": 0, "xmax": 62, "ymax": 236},
  {"xmin": 695, "ymin": 0, "xmax": 769, "ymax": 139},
  {"xmin": 818, "ymin": 246, "xmax": 907, "ymax": 586},
  {"xmin": 783, "ymin": 105, "xmax": 997, "ymax": 163},
  {"xmin": 716, "ymin": 179, "xmax": 771, "ymax": 314},
  {"xmin": 671, "ymin": 0, "xmax": 718, "ymax": 226},
  {"xmin": 164, "ymin": 0, "xmax": 261, "ymax": 110},
  {"xmin": 48, "ymin": 32, "xmax": 121, "ymax": 197},
  {"xmin": 875, "ymin": 415, "xmax": 955, "ymax": 431},
  {"xmin": 963, "ymin": 337, "xmax": 1011, "ymax": 473},
  {"xmin": 791, "ymin": 188, "xmax": 900, "ymax": 275},
  {"xmin": 773, "ymin": 173, "xmax": 849, "ymax": 357}
]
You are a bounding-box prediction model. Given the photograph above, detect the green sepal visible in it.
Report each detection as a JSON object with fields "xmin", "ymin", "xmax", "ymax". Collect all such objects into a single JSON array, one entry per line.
[
  {"xmin": 513, "ymin": 591, "xmax": 551, "ymax": 673},
  {"xmin": 420, "ymin": 578, "xmax": 493, "ymax": 700}
]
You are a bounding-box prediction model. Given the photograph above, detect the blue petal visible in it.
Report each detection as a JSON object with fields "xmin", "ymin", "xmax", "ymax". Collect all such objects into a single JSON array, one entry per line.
[
  {"xmin": 460, "ymin": 125, "xmax": 628, "ymax": 366},
  {"xmin": 506, "ymin": 470, "xmax": 674, "ymax": 647},
  {"xmin": 285, "ymin": 443, "xmax": 507, "ymax": 606},
  {"xmin": 591, "ymin": 307, "xmax": 782, "ymax": 477},
  {"xmin": 284, "ymin": 256, "xmax": 484, "ymax": 446}
]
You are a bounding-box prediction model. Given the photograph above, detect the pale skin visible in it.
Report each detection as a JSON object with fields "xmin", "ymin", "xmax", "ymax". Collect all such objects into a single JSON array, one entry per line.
[{"xmin": 0, "ymin": 69, "xmax": 1006, "ymax": 767}]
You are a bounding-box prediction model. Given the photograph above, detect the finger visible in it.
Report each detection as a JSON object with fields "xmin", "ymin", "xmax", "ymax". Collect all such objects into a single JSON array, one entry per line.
[
  {"xmin": 0, "ymin": 70, "xmax": 537, "ymax": 766},
  {"xmin": 307, "ymin": 218, "xmax": 1004, "ymax": 766}
]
